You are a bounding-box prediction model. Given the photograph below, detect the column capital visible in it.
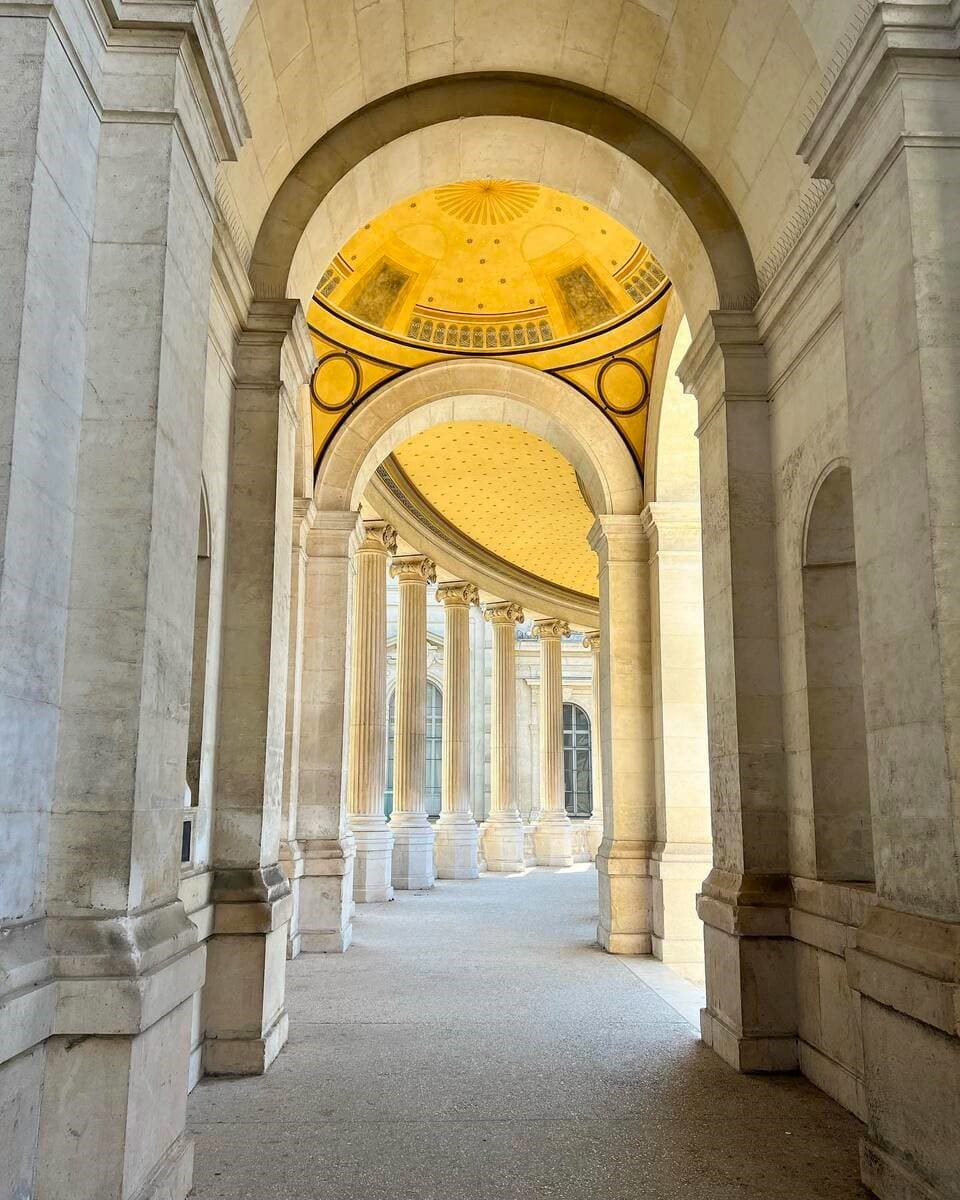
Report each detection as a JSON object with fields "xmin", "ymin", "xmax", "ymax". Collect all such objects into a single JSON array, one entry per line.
[
  {"xmin": 640, "ymin": 502, "xmax": 703, "ymax": 554},
  {"xmin": 587, "ymin": 513, "xmax": 648, "ymax": 562},
  {"xmin": 531, "ymin": 618, "xmax": 571, "ymax": 640},
  {"xmin": 305, "ymin": 511, "xmax": 365, "ymax": 559},
  {"xmin": 357, "ymin": 520, "xmax": 397, "ymax": 555},
  {"xmin": 799, "ymin": 0, "xmax": 960, "ymax": 185},
  {"xmin": 390, "ymin": 554, "xmax": 437, "ymax": 584},
  {"xmin": 677, "ymin": 311, "xmax": 767, "ymax": 421},
  {"xmin": 484, "ymin": 601, "xmax": 524, "ymax": 625},
  {"xmin": 582, "ymin": 630, "xmax": 601, "ymax": 653},
  {"xmin": 435, "ymin": 580, "xmax": 479, "ymax": 607}
]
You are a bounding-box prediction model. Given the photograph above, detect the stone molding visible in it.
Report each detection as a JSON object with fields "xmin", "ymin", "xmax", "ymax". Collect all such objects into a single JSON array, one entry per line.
[
  {"xmin": 697, "ymin": 868, "xmax": 793, "ymax": 938},
  {"xmin": 484, "ymin": 601, "xmax": 524, "ymax": 625},
  {"xmin": 587, "ymin": 513, "xmax": 648, "ymax": 563},
  {"xmin": 389, "ymin": 554, "xmax": 437, "ymax": 584},
  {"xmin": 678, "ymin": 311, "xmax": 768, "ymax": 432},
  {"xmin": 435, "ymin": 580, "xmax": 479, "ymax": 607},
  {"xmin": 357, "ymin": 520, "xmax": 397, "ymax": 555},
  {"xmin": 530, "ymin": 618, "xmax": 570, "ymax": 640}
]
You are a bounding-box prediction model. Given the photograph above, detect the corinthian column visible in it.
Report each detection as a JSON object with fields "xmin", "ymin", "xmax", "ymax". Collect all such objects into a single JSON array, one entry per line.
[
  {"xmin": 347, "ymin": 520, "xmax": 396, "ymax": 902},
  {"xmin": 481, "ymin": 601, "xmax": 526, "ymax": 872},
  {"xmin": 531, "ymin": 619, "xmax": 574, "ymax": 866},
  {"xmin": 435, "ymin": 582, "xmax": 480, "ymax": 878},
  {"xmin": 390, "ymin": 555, "xmax": 437, "ymax": 889},
  {"xmin": 582, "ymin": 631, "xmax": 604, "ymax": 858}
]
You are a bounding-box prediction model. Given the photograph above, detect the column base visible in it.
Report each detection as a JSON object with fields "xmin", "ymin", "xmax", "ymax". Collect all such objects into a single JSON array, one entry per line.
[
  {"xmin": 390, "ymin": 814, "xmax": 436, "ymax": 890},
  {"xmin": 279, "ymin": 839, "xmax": 305, "ymax": 959},
  {"xmin": 584, "ymin": 817, "xmax": 603, "ymax": 860},
  {"xmin": 350, "ymin": 817, "xmax": 394, "ymax": 902},
  {"xmin": 480, "ymin": 813, "xmax": 526, "ymax": 872},
  {"xmin": 434, "ymin": 814, "xmax": 480, "ymax": 879},
  {"xmin": 522, "ymin": 822, "xmax": 538, "ymax": 867},
  {"xmin": 847, "ymin": 905, "xmax": 960, "ymax": 1200},
  {"xmin": 298, "ymin": 834, "xmax": 356, "ymax": 952},
  {"xmin": 203, "ymin": 1006, "xmax": 290, "ymax": 1076},
  {"xmin": 533, "ymin": 811, "xmax": 575, "ymax": 867},
  {"xmin": 696, "ymin": 868, "xmax": 798, "ymax": 1073},
  {"xmin": 597, "ymin": 838, "xmax": 653, "ymax": 953},
  {"xmin": 651, "ymin": 842, "xmax": 710, "ymax": 983},
  {"xmin": 202, "ymin": 865, "xmax": 292, "ymax": 1076}
]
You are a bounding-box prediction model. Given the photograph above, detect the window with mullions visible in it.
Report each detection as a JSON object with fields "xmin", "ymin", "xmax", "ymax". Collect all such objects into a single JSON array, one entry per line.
[
  {"xmin": 563, "ymin": 702, "xmax": 593, "ymax": 817},
  {"xmin": 384, "ymin": 682, "xmax": 443, "ymax": 818}
]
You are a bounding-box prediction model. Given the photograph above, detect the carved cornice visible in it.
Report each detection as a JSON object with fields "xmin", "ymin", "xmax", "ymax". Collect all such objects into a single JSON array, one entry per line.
[
  {"xmin": 389, "ymin": 555, "xmax": 437, "ymax": 584},
  {"xmin": 435, "ymin": 581, "xmax": 479, "ymax": 607},
  {"xmin": 484, "ymin": 601, "xmax": 524, "ymax": 626},
  {"xmin": 582, "ymin": 630, "xmax": 601, "ymax": 653},
  {"xmin": 358, "ymin": 520, "xmax": 397, "ymax": 555},
  {"xmin": 531, "ymin": 618, "xmax": 571, "ymax": 640}
]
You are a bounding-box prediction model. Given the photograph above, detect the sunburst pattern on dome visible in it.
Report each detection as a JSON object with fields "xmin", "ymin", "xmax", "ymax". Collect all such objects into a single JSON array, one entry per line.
[{"xmin": 434, "ymin": 180, "xmax": 539, "ymax": 224}]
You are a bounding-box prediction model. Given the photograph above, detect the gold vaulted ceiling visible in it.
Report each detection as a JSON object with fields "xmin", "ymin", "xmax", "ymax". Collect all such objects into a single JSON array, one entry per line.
[
  {"xmin": 307, "ymin": 180, "xmax": 671, "ymax": 597},
  {"xmin": 393, "ymin": 422, "xmax": 598, "ymax": 598}
]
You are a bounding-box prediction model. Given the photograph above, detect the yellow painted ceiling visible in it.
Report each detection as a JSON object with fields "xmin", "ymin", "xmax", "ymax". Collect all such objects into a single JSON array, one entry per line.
[
  {"xmin": 393, "ymin": 422, "xmax": 598, "ymax": 598},
  {"xmin": 307, "ymin": 180, "xmax": 672, "ymax": 598}
]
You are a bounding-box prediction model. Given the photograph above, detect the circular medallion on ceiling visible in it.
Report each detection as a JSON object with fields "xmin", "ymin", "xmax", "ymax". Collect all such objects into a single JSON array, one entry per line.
[
  {"xmin": 434, "ymin": 180, "xmax": 539, "ymax": 224},
  {"xmin": 597, "ymin": 357, "xmax": 648, "ymax": 416}
]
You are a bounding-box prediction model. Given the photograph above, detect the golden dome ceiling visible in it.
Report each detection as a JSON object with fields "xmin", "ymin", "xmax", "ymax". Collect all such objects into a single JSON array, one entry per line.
[
  {"xmin": 391, "ymin": 422, "xmax": 598, "ymax": 598},
  {"xmin": 307, "ymin": 179, "xmax": 672, "ymax": 600}
]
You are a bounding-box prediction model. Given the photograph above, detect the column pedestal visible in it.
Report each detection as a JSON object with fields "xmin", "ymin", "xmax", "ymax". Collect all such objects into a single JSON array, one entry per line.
[{"xmin": 298, "ymin": 835, "xmax": 355, "ymax": 951}]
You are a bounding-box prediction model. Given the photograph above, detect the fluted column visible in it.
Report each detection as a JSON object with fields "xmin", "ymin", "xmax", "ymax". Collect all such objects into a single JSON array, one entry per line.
[
  {"xmin": 435, "ymin": 582, "xmax": 481, "ymax": 879},
  {"xmin": 390, "ymin": 555, "xmax": 437, "ymax": 889},
  {"xmin": 347, "ymin": 520, "xmax": 397, "ymax": 902},
  {"xmin": 582, "ymin": 631, "xmax": 604, "ymax": 859},
  {"xmin": 531, "ymin": 619, "xmax": 574, "ymax": 866},
  {"xmin": 481, "ymin": 602, "xmax": 526, "ymax": 872}
]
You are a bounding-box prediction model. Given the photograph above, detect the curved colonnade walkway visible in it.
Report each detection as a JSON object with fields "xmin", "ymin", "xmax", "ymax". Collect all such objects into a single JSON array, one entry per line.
[{"xmin": 188, "ymin": 868, "xmax": 867, "ymax": 1199}]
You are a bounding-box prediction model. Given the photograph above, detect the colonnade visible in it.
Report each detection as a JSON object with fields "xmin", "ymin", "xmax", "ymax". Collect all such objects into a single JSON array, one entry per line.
[{"xmin": 344, "ymin": 521, "xmax": 603, "ymax": 897}]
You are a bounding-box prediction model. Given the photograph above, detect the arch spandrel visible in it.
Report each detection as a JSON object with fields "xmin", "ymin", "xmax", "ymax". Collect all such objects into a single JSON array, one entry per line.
[{"xmin": 313, "ymin": 359, "xmax": 641, "ymax": 521}]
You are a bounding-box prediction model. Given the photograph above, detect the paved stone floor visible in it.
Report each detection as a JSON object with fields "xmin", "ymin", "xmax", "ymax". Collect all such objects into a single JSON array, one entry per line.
[{"xmin": 188, "ymin": 867, "xmax": 868, "ymax": 1199}]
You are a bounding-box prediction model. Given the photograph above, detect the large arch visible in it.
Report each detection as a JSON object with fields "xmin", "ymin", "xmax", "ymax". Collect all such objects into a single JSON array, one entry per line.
[
  {"xmin": 313, "ymin": 359, "xmax": 643, "ymax": 519},
  {"xmin": 250, "ymin": 74, "xmax": 759, "ymax": 315}
]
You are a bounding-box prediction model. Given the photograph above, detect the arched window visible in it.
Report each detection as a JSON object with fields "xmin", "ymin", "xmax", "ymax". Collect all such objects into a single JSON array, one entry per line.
[
  {"xmin": 563, "ymin": 702, "xmax": 593, "ymax": 817},
  {"xmin": 802, "ymin": 464, "xmax": 874, "ymax": 883},
  {"xmin": 384, "ymin": 681, "xmax": 443, "ymax": 818}
]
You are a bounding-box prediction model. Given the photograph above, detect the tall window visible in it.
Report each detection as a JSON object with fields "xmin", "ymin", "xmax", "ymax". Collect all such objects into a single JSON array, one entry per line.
[
  {"xmin": 563, "ymin": 702, "xmax": 592, "ymax": 817},
  {"xmin": 384, "ymin": 681, "xmax": 443, "ymax": 818}
]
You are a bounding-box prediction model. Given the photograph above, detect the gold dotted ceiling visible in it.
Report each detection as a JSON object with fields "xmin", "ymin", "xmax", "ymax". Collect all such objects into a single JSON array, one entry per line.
[
  {"xmin": 393, "ymin": 422, "xmax": 598, "ymax": 597},
  {"xmin": 308, "ymin": 180, "xmax": 671, "ymax": 597}
]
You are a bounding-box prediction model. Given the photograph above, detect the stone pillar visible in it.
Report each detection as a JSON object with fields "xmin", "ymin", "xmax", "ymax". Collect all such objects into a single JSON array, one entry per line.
[
  {"xmin": 204, "ymin": 301, "xmax": 314, "ymax": 1077},
  {"xmin": 531, "ymin": 619, "xmax": 575, "ymax": 867},
  {"xmin": 389, "ymin": 555, "xmax": 438, "ymax": 890},
  {"xmin": 435, "ymin": 582, "xmax": 481, "ymax": 879},
  {"xmin": 346, "ymin": 521, "xmax": 397, "ymax": 902},
  {"xmin": 279, "ymin": 499, "xmax": 312, "ymax": 958},
  {"xmin": 582, "ymin": 631, "xmax": 604, "ymax": 858},
  {"xmin": 801, "ymin": 8, "xmax": 960, "ymax": 1197},
  {"xmin": 644, "ymin": 502, "xmax": 711, "ymax": 984},
  {"xmin": 296, "ymin": 511, "xmax": 363, "ymax": 950},
  {"xmin": 678, "ymin": 313, "xmax": 792, "ymax": 1071},
  {"xmin": 588, "ymin": 516, "xmax": 655, "ymax": 954},
  {"xmin": 22, "ymin": 8, "xmax": 246, "ymax": 1198},
  {"xmin": 481, "ymin": 602, "xmax": 526, "ymax": 871}
]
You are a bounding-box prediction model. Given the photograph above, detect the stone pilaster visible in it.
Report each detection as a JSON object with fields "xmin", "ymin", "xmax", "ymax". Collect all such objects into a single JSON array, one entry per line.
[
  {"xmin": 346, "ymin": 521, "xmax": 397, "ymax": 902},
  {"xmin": 582, "ymin": 631, "xmax": 604, "ymax": 859},
  {"xmin": 678, "ymin": 312, "xmax": 793, "ymax": 1071},
  {"xmin": 801, "ymin": 7, "xmax": 960, "ymax": 1196},
  {"xmin": 481, "ymin": 602, "xmax": 526, "ymax": 872},
  {"xmin": 389, "ymin": 555, "xmax": 438, "ymax": 890},
  {"xmin": 23, "ymin": 6, "xmax": 246, "ymax": 1198},
  {"xmin": 435, "ymin": 582, "xmax": 481, "ymax": 879},
  {"xmin": 588, "ymin": 516, "xmax": 655, "ymax": 954},
  {"xmin": 531, "ymin": 619, "xmax": 575, "ymax": 867},
  {"xmin": 204, "ymin": 300, "xmax": 314, "ymax": 1077},
  {"xmin": 296, "ymin": 512, "xmax": 364, "ymax": 950},
  {"xmin": 643, "ymin": 502, "xmax": 711, "ymax": 984}
]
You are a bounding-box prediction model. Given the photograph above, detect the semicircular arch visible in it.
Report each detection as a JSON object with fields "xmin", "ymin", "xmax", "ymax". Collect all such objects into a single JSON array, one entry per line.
[
  {"xmin": 314, "ymin": 359, "xmax": 642, "ymax": 519},
  {"xmin": 252, "ymin": 74, "xmax": 758, "ymax": 320}
]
